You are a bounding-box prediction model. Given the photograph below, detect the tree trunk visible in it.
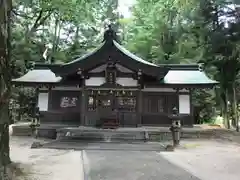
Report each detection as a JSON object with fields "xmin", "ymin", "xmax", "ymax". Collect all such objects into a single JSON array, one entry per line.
[
  {"xmin": 0, "ymin": 0, "xmax": 12, "ymax": 176},
  {"xmin": 0, "ymin": 123, "xmax": 10, "ymax": 165},
  {"xmin": 233, "ymin": 83, "xmax": 239, "ymax": 131},
  {"xmin": 0, "ymin": 106, "xmax": 11, "ymax": 178},
  {"xmin": 223, "ymin": 89, "xmax": 230, "ymax": 129}
]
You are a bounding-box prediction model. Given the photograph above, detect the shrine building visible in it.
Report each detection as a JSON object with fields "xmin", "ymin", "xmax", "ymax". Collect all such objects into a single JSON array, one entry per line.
[{"xmin": 12, "ymin": 26, "xmax": 218, "ymax": 129}]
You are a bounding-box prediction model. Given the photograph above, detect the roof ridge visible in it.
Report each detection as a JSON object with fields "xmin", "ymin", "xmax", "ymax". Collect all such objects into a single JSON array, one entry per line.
[
  {"xmin": 34, "ymin": 63, "xmax": 61, "ymax": 70},
  {"xmin": 160, "ymin": 64, "xmax": 200, "ymax": 70}
]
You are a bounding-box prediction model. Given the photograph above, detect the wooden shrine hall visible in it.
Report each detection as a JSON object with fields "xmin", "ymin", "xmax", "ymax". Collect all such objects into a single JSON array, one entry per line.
[{"xmin": 12, "ymin": 26, "xmax": 218, "ymax": 129}]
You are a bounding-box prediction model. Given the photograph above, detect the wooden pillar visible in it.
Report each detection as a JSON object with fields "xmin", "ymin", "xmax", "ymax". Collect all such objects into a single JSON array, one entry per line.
[
  {"xmin": 137, "ymin": 69, "xmax": 143, "ymax": 127},
  {"xmin": 78, "ymin": 68, "xmax": 86, "ymax": 126},
  {"xmin": 189, "ymin": 88, "xmax": 194, "ymax": 127},
  {"xmin": 47, "ymin": 85, "xmax": 52, "ymax": 111},
  {"xmin": 81, "ymin": 85, "xmax": 86, "ymax": 126},
  {"xmin": 174, "ymin": 88, "xmax": 180, "ymax": 111},
  {"xmin": 137, "ymin": 89, "xmax": 143, "ymax": 127}
]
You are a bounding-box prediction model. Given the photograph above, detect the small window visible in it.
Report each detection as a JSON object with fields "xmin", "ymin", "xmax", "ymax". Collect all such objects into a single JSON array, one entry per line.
[
  {"xmin": 117, "ymin": 97, "xmax": 136, "ymax": 111},
  {"xmin": 143, "ymin": 96, "xmax": 165, "ymax": 113},
  {"xmin": 118, "ymin": 97, "xmax": 136, "ymax": 106}
]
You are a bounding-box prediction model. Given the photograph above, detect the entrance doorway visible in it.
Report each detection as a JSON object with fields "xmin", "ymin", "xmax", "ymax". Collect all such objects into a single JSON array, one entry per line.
[
  {"xmin": 97, "ymin": 94, "xmax": 119, "ymax": 128},
  {"xmin": 86, "ymin": 90, "xmax": 138, "ymax": 127}
]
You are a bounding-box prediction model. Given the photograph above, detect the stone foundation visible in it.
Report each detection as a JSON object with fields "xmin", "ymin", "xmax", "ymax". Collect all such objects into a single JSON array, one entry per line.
[
  {"xmin": 11, "ymin": 123, "xmax": 219, "ymax": 143},
  {"xmin": 56, "ymin": 127, "xmax": 147, "ymax": 142}
]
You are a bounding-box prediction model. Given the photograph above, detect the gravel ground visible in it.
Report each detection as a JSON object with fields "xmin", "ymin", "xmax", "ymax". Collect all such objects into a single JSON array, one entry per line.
[
  {"xmin": 160, "ymin": 139, "xmax": 240, "ymax": 180},
  {"xmin": 10, "ymin": 137, "xmax": 84, "ymax": 180},
  {"xmin": 10, "ymin": 136, "xmax": 240, "ymax": 180}
]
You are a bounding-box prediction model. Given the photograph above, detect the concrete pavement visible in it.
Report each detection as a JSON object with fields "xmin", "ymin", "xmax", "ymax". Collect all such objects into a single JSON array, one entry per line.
[{"xmin": 84, "ymin": 150, "xmax": 199, "ymax": 180}]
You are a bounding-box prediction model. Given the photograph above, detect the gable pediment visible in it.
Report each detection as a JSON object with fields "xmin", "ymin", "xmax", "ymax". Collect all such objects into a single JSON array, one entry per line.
[{"xmin": 89, "ymin": 63, "xmax": 134, "ymax": 73}]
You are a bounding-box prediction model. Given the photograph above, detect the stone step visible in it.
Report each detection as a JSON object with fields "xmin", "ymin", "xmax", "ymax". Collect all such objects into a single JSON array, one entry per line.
[
  {"xmin": 56, "ymin": 128, "xmax": 147, "ymax": 142},
  {"xmin": 42, "ymin": 140, "xmax": 165, "ymax": 151}
]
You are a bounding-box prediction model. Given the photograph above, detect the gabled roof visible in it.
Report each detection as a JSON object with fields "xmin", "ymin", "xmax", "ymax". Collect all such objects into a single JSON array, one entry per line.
[
  {"xmin": 65, "ymin": 42, "xmax": 106, "ymax": 66},
  {"xmin": 163, "ymin": 70, "xmax": 218, "ymax": 85},
  {"xmin": 12, "ymin": 69, "xmax": 62, "ymax": 84},
  {"xmin": 159, "ymin": 64, "xmax": 218, "ymax": 86},
  {"xmin": 11, "ymin": 63, "xmax": 218, "ymax": 87},
  {"xmin": 11, "ymin": 26, "xmax": 218, "ymax": 87},
  {"xmin": 50, "ymin": 25, "xmax": 167, "ymax": 78}
]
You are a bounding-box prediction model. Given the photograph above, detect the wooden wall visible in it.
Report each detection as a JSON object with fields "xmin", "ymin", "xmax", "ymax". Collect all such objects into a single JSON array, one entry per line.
[
  {"xmin": 40, "ymin": 90, "xmax": 81, "ymax": 125},
  {"xmin": 38, "ymin": 88, "xmax": 194, "ymax": 127},
  {"xmin": 141, "ymin": 91, "xmax": 193, "ymax": 127}
]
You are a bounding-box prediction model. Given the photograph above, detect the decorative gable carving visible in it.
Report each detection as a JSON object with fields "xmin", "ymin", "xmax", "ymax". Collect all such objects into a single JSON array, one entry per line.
[
  {"xmin": 115, "ymin": 64, "xmax": 133, "ymax": 73},
  {"xmin": 89, "ymin": 64, "xmax": 107, "ymax": 73},
  {"xmin": 89, "ymin": 63, "xmax": 134, "ymax": 74}
]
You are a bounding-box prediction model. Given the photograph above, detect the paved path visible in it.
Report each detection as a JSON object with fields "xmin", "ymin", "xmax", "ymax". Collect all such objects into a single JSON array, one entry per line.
[{"xmin": 84, "ymin": 150, "xmax": 199, "ymax": 180}]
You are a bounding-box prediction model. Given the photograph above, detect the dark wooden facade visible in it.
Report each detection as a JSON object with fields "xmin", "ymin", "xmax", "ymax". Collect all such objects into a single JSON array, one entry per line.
[
  {"xmin": 12, "ymin": 26, "xmax": 218, "ymax": 128},
  {"xmin": 38, "ymin": 88, "xmax": 192, "ymax": 127}
]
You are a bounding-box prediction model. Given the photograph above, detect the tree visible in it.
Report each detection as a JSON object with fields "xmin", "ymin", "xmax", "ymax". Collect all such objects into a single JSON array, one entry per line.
[
  {"xmin": 0, "ymin": 0, "xmax": 12, "ymax": 177},
  {"xmin": 124, "ymin": 0, "xmax": 240, "ymax": 128},
  {"xmin": 197, "ymin": 0, "xmax": 240, "ymax": 129}
]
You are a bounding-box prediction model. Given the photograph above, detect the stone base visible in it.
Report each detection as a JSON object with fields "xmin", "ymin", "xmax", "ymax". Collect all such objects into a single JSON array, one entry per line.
[
  {"xmin": 37, "ymin": 127, "xmax": 57, "ymax": 139},
  {"xmin": 36, "ymin": 124, "xmax": 79, "ymax": 139},
  {"xmin": 56, "ymin": 127, "xmax": 147, "ymax": 142},
  {"xmin": 10, "ymin": 122, "xmax": 32, "ymax": 136},
  {"xmin": 11, "ymin": 123, "xmax": 219, "ymax": 143}
]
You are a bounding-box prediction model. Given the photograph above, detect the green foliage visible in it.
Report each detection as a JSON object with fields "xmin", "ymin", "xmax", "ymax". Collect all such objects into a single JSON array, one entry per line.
[
  {"xmin": 12, "ymin": 0, "xmax": 120, "ymax": 66},
  {"xmin": 10, "ymin": 0, "xmax": 122, "ymax": 121},
  {"xmin": 192, "ymin": 89, "xmax": 216, "ymax": 123},
  {"xmin": 125, "ymin": 0, "xmax": 203, "ymax": 64},
  {"xmin": 123, "ymin": 0, "xmax": 240, "ymax": 126}
]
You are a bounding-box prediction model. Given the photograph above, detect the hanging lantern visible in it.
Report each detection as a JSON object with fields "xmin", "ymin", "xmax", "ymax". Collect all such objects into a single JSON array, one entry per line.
[
  {"xmin": 91, "ymin": 90, "xmax": 94, "ymax": 95},
  {"xmin": 98, "ymin": 90, "xmax": 100, "ymax": 95},
  {"xmin": 122, "ymin": 90, "xmax": 125, "ymax": 95},
  {"xmin": 130, "ymin": 91, "xmax": 132, "ymax": 96},
  {"xmin": 110, "ymin": 90, "xmax": 113, "ymax": 94}
]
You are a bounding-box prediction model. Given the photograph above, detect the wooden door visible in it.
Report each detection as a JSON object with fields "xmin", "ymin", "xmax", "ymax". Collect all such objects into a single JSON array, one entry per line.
[
  {"xmin": 98, "ymin": 95, "xmax": 113, "ymax": 115},
  {"xmin": 97, "ymin": 94, "xmax": 118, "ymax": 128}
]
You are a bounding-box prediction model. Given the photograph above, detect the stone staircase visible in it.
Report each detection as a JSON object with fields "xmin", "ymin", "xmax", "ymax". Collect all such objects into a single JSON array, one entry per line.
[
  {"xmin": 11, "ymin": 123, "xmax": 226, "ymax": 143},
  {"xmin": 56, "ymin": 127, "xmax": 147, "ymax": 142}
]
